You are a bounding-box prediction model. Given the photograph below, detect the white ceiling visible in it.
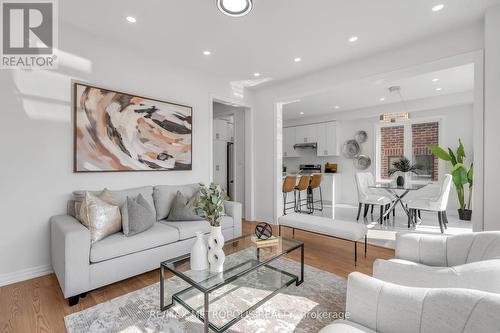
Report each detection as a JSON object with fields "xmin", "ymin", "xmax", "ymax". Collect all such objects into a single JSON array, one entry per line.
[
  {"xmin": 60, "ymin": 0, "xmax": 499, "ymax": 84},
  {"xmin": 283, "ymin": 63, "xmax": 474, "ymax": 119}
]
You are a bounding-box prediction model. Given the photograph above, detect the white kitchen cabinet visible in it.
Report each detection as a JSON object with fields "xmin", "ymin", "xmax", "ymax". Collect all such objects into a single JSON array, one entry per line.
[
  {"xmin": 283, "ymin": 127, "xmax": 299, "ymax": 158},
  {"xmin": 294, "ymin": 124, "xmax": 317, "ymax": 144},
  {"xmin": 213, "ymin": 119, "xmax": 228, "ymax": 141},
  {"xmin": 317, "ymin": 121, "xmax": 339, "ymax": 156}
]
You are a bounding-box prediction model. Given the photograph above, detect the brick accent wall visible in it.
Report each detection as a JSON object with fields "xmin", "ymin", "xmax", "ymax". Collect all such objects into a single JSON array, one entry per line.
[
  {"xmin": 381, "ymin": 125, "xmax": 404, "ymax": 179},
  {"xmin": 412, "ymin": 122, "xmax": 439, "ymax": 181}
]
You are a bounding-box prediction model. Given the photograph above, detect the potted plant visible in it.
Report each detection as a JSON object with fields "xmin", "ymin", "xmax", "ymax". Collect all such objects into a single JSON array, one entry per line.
[
  {"xmin": 428, "ymin": 139, "xmax": 473, "ymax": 221},
  {"xmin": 193, "ymin": 183, "xmax": 228, "ymax": 272},
  {"xmin": 388, "ymin": 157, "xmax": 421, "ymax": 187}
]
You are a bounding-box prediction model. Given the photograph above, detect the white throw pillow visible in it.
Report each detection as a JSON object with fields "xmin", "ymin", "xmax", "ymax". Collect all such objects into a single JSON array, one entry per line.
[{"xmin": 79, "ymin": 192, "xmax": 122, "ymax": 243}]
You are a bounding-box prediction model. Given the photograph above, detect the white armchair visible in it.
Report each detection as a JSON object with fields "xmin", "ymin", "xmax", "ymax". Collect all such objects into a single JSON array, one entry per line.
[
  {"xmin": 373, "ymin": 232, "xmax": 500, "ymax": 294},
  {"xmin": 406, "ymin": 174, "xmax": 452, "ymax": 233},
  {"xmin": 319, "ymin": 272, "xmax": 500, "ymax": 333},
  {"xmin": 355, "ymin": 173, "xmax": 393, "ymax": 221}
]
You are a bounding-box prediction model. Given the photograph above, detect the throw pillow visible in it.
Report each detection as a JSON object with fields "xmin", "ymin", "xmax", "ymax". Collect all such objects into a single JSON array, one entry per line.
[
  {"xmin": 122, "ymin": 194, "xmax": 155, "ymax": 236},
  {"xmin": 166, "ymin": 190, "xmax": 204, "ymax": 221},
  {"xmin": 79, "ymin": 192, "xmax": 122, "ymax": 243}
]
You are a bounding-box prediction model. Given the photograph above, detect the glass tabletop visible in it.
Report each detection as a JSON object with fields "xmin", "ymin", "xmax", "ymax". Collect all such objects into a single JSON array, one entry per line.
[
  {"xmin": 161, "ymin": 235, "xmax": 303, "ymax": 293},
  {"xmin": 160, "ymin": 235, "xmax": 304, "ymax": 332},
  {"xmin": 369, "ymin": 183, "xmax": 428, "ymax": 190}
]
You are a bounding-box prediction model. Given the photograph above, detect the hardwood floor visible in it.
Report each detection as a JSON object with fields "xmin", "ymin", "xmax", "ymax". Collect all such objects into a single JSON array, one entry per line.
[{"xmin": 0, "ymin": 220, "xmax": 394, "ymax": 333}]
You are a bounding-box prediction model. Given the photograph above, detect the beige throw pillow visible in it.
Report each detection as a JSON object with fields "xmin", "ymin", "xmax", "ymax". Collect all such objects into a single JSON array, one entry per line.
[{"xmin": 80, "ymin": 192, "xmax": 122, "ymax": 243}]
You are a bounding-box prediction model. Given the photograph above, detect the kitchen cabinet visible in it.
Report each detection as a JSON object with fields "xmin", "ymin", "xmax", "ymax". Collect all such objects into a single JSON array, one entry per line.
[
  {"xmin": 283, "ymin": 127, "xmax": 299, "ymax": 158},
  {"xmin": 317, "ymin": 121, "xmax": 339, "ymax": 156},
  {"xmin": 213, "ymin": 119, "xmax": 228, "ymax": 141},
  {"xmin": 294, "ymin": 124, "xmax": 317, "ymax": 144}
]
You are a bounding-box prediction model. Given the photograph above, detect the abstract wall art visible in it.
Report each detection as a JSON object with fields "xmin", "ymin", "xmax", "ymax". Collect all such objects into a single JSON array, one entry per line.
[{"xmin": 73, "ymin": 83, "xmax": 192, "ymax": 172}]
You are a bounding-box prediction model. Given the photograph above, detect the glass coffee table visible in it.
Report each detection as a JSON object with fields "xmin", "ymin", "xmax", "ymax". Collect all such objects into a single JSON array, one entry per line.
[{"xmin": 160, "ymin": 235, "xmax": 304, "ymax": 333}]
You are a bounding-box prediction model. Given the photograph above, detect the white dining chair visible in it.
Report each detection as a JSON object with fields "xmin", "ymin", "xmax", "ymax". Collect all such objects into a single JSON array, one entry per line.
[
  {"xmin": 406, "ymin": 174, "xmax": 452, "ymax": 233},
  {"xmin": 355, "ymin": 172, "xmax": 393, "ymax": 222}
]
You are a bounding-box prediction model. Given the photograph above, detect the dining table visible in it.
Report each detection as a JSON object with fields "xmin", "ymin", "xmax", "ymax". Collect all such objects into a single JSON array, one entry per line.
[{"xmin": 369, "ymin": 182, "xmax": 428, "ymax": 221}]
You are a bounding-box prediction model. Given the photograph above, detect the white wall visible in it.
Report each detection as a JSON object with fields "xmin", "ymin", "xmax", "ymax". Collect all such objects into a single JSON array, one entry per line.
[
  {"xmin": 484, "ymin": 5, "xmax": 500, "ymax": 231},
  {"xmin": 0, "ymin": 23, "xmax": 251, "ymax": 284},
  {"xmin": 283, "ymin": 103, "xmax": 473, "ymax": 212}
]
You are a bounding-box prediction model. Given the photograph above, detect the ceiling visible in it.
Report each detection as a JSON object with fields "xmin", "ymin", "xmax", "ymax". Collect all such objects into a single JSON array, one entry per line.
[
  {"xmin": 61, "ymin": 0, "xmax": 499, "ymax": 85},
  {"xmin": 283, "ymin": 63, "xmax": 474, "ymax": 120}
]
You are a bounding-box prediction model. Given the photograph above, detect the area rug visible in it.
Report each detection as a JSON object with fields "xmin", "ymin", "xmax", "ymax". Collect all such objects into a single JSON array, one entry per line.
[{"xmin": 65, "ymin": 253, "xmax": 347, "ymax": 333}]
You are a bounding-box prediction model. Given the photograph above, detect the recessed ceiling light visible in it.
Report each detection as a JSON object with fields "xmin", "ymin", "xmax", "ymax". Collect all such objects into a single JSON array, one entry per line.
[
  {"xmin": 253, "ymin": 72, "xmax": 261, "ymax": 77},
  {"xmin": 217, "ymin": 0, "xmax": 253, "ymax": 17},
  {"xmin": 334, "ymin": 105, "xmax": 340, "ymax": 109},
  {"xmin": 432, "ymin": 4, "xmax": 444, "ymax": 12},
  {"xmin": 294, "ymin": 57, "xmax": 302, "ymax": 62},
  {"xmin": 436, "ymin": 87, "xmax": 442, "ymax": 91},
  {"xmin": 379, "ymin": 97, "xmax": 386, "ymax": 102},
  {"xmin": 126, "ymin": 16, "xmax": 137, "ymax": 23},
  {"xmin": 300, "ymin": 112, "xmax": 305, "ymax": 115},
  {"xmin": 203, "ymin": 50, "xmax": 211, "ymax": 56},
  {"xmin": 349, "ymin": 36, "xmax": 358, "ymax": 43},
  {"xmin": 432, "ymin": 78, "xmax": 439, "ymax": 82}
]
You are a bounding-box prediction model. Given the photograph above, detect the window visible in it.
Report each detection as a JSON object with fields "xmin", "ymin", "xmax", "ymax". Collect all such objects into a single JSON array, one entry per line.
[{"xmin": 377, "ymin": 120, "xmax": 439, "ymax": 181}]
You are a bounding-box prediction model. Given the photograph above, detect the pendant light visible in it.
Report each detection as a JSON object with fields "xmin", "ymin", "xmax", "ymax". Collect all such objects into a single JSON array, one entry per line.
[{"xmin": 217, "ymin": 0, "xmax": 253, "ymax": 17}]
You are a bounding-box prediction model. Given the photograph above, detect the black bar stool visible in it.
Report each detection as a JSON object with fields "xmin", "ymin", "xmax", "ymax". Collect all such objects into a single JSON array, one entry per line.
[{"xmin": 307, "ymin": 174, "xmax": 323, "ymax": 212}]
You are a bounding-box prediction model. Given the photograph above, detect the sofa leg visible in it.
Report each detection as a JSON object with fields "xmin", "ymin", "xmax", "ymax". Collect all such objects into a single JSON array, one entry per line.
[
  {"xmin": 68, "ymin": 292, "xmax": 87, "ymax": 306},
  {"xmin": 68, "ymin": 295, "xmax": 80, "ymax": 306}
]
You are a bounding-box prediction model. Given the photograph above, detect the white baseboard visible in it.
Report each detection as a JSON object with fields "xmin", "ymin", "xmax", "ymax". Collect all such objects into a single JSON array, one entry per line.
[{"xmin": 0, "ymin": 264, "xmax": 53, "ymax": 287}]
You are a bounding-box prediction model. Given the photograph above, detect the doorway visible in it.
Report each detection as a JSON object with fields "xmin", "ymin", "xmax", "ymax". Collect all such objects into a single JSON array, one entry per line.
[{"xmin": 212, "ymin": 101, "xmax": 250, "ymax": 218}]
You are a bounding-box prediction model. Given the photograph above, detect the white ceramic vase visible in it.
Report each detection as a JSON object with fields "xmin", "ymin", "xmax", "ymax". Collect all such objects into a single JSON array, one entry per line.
[
  {"xmin": 190, "ymin": 231, "xmax": 209, "ymax": 271},
  {"xmin": 207, "ymin": 226, "xmax": 225, "ymax": 273}
]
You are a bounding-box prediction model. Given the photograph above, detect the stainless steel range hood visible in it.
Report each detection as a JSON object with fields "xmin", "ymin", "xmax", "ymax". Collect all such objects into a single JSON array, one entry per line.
[{"xmin": 293, "ymin": 142, "xmax": 317, "ymax": 149}]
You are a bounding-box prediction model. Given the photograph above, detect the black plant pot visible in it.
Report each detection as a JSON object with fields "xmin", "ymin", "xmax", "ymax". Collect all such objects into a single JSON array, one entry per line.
[
  {"xmin": 458, "ymin": 209, "xmax": 472, "ymax": 221},
  {"xmin": 396, "ymin": 175, "xmax": 405, "ymax": 187}
]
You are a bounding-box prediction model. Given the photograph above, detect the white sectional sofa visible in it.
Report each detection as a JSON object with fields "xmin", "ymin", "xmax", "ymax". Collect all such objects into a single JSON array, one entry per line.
[
  {"xmin": 319, "ymin": 272, "xmax": 500, "ymax": 333},
  {"xmin": 373, "ymin": 232, "xmax": 500, "ymax": 293},
  {"xmin": 50, "ymin": 184, "xmax": 242, "ymax": 305}
]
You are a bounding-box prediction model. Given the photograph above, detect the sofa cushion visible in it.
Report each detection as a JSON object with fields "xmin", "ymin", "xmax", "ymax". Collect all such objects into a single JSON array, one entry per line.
[
  {"xmin": 90, "ymin": 223, "xmax": 178, "ymax": 263},
  {"xmin": 153, "ymin": 184, "xmax": 199, "ymax": 220},
  {"xmin": 160, "ymin": 216, "xmax": 234, "ymax": 240},
  {"xmin": 80, "ymin": 192, "xmax": 122, "ymax": 244},
  {"xmin": 166, "ymin": 191, "xmax": 203, "ymax": 221},
  {"xmin": 122, "ymin": 194, "xmax": 156, "ymax": 236},
  {"xmin": 72, "ymin": 186, "xmax": 154, "ymax": 220}
]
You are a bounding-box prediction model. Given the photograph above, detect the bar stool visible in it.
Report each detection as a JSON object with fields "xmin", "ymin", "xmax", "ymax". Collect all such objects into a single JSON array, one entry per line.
[
  {"xmin": 307, "ymin": 174, "xmax": 323, "ymax": 212},
  {"xmin": 295, "ymin": 175, "xmax": 312, "ymax": 214},
  {"xmin": 282, "ymin": 175, "xmax": 297, "ymax": 215}
]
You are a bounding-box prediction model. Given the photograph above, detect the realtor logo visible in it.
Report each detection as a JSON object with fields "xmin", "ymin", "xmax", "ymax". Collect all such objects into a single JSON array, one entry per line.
[{"xmin": 1, "ymin": 0, "xmax": 58, "ymax": 69}]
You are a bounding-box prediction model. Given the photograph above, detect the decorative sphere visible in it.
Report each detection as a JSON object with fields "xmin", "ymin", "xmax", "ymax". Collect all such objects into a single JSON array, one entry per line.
[{"xmin": 255, "ymin": 223, "xmax": 273, "ymax": 240}]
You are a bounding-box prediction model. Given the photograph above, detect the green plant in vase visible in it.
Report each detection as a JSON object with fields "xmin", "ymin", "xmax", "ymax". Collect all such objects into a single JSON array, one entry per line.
[
  {"xmin": 193, "ymin": 183, "xmax": 229, "ymax": 273},
  {"xmin": 388, "ymin": 157, "xmax": 421, "ymax": 187},
  {"xmin": 428, "ymin": 139, "xmax": 473, "ymax": 221}
]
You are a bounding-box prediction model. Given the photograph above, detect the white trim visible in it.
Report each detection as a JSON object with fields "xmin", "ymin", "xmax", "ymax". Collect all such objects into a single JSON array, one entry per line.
[{"xmin": 0, "ymin": 264, "xmax": 52, "ymax": 287}]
